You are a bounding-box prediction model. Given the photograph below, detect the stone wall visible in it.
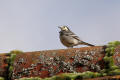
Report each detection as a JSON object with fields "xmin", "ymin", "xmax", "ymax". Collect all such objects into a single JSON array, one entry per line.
[
  {"xmin": 11, "ymin": 46, "xmax": 105, "ymax": 80},
  {"xmin": 0, "ymin": 41, "xmax": 120, "ymax": 80}
]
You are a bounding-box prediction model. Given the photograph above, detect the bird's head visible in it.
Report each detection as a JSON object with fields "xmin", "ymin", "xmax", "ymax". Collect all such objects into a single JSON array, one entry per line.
[{"xmin": 58, "ymin": 26, "xmax": 70, "ymax": 31}]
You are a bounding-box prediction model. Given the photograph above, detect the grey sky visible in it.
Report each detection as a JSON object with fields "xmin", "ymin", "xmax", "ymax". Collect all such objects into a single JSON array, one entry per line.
[{"xmin": 0, "ymin": 0, "xmax": 120, "ymax": 53}]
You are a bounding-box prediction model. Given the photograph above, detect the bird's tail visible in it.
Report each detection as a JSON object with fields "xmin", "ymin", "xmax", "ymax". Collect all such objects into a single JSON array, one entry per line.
[{"xmin": 80, "ymin": 41, "xmax": 94, "ymax": 46}]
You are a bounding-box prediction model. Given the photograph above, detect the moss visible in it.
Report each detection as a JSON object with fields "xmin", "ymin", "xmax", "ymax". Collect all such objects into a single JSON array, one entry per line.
[
  {"xmin": 102, "ymin": 41, "xmax": 120, "ymax": 76},
  {"xmin": 57, "ymin": 72, "xmax": 93, "ymax": 80},
  {"xmin": 18, "ymin": 72, "xmax": 102, "ymax": 80},
  {"xmin": 10, "ymin": 54, "xmax": 16, "ymax": 64},
  {"xmin": 5, "ymin": 56, "xmax": 10, "ymax": 64},
  {"xmin": 106, "ymin": 41, "xmax": 120, "ymax": 56},
  {"xmin": 105, "ymin": 41, "xmax": 120, "ymax": 56},
  {"xmin": 55, "ymin": 74, "xmax": 73, "ymax": 80},
  {"xmin": 81, "ymin": 71, "xmax": 94, "ymax": 78},
  {"xmin": 54, "ymin": 72, "xmax": 101, "ymax": 80},
  {"xmin": 108, "ymin": 69, "xmax": 120, "ymax": 76},
  {"xmin": 55, "ymin": 76, "xmax": 71, "ymax": 80},
  {"xmin": 110, "ymin": 65, "xmax": 119, "ymax": 70},
  {"xmin": 10, "ymin": 50, "xmax": 23, "ymax": 55},
  {"xmin": 93, "ymin": 72, "xmax": 102, "ymax": 78},
  {"xmin": 0, "ymin": 77, "xmax": 4, "ymax": 80},
  {"xmin": 19, "ymin": 77, "xmax": 42, "ymax": 80},
  {"xmin": 8, "ymin": 54, "xmax": 16, "ymax": 79},
  {"xmin": 6, "ymin": 50, "xmax": 23, "ymax": 79},
  {"xmin": 74, "ymin": 75, "xmax": 83, "ymax": 80},
  {"xmin": 103, "ymin": 56, "xmax": 114, "ymax": 69},
  {"xmin": 8, "ymin": 50, "xmax": 23, "ymax": 79},
  {"xmin": 17, "ymin": 68, "xmax": 118, "ymax": 80}
]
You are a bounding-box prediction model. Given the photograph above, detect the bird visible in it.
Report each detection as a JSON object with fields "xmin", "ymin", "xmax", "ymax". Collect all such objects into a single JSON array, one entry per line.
[{"xmin": 58, "ymin": 26, "xmax": 94, "ymax": 48}]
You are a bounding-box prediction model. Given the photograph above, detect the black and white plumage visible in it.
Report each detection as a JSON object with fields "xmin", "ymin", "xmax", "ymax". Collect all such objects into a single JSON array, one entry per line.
[{"xmin": 58, "ymin": 26, "xmax": 94, "ymax": 48}]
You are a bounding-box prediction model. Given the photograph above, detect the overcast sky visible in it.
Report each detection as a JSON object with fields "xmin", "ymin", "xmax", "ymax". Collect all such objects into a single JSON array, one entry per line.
[{"xmin": 0, "ymin": 0, "xmax": 120, "ymax": 53}]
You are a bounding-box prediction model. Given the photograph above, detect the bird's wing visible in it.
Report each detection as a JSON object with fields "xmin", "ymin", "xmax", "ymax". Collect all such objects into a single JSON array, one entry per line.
[
  {"xmin": 71, "ymin": 34, "xmax": 81, "ymax": 41},
  {"xmin": 64, "ymin": 31, "xmax": 82, "ymax": 41}
]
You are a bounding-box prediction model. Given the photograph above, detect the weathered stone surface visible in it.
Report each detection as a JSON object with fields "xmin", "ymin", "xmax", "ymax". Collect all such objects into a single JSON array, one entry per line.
[
  {"xmin": 1, "ymin": 45, "xmax": 120, "ymax": 80},
  {"xmin": 12, "ymin": 46, "xmax": 105, "ymax": 80}
]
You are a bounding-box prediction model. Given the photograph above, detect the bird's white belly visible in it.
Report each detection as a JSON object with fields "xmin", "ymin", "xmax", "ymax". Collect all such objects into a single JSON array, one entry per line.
[
  {"xmin": 72, "ymin": 39, "xmax": 78, "ymax": 45},
  {"xmin": 60, "ymin": 35, "xmax": 79, "ymax": 47}
]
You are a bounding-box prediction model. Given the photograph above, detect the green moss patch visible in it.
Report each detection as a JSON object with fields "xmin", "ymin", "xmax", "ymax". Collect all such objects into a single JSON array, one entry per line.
[
  {"xmin": 19, "ymin": 77, "xmax": 42, "ymax": 80},
  {"xmin": 9, "ymin": 50, "xmax": 23, "ymax": 55},
  {"xmin": 0, "ymin": 77, "xmax": 4, "ymax": 80},
  {"xmin": 103, "ymin": 41, "xmax": 120, "ymax": 76},
  {"xmin": 8, "ymin": 50, "xmax": 23, "ymax": 79},
  {"xmin": 18, "ymin": 72, "xmax": 102, "ymax": 80}
]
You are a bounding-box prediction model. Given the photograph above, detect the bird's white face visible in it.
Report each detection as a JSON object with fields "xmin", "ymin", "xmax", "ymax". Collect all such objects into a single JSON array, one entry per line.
[{"xmin": 59, "ymin": 26, "xmax": 69, "ymax": 31}]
